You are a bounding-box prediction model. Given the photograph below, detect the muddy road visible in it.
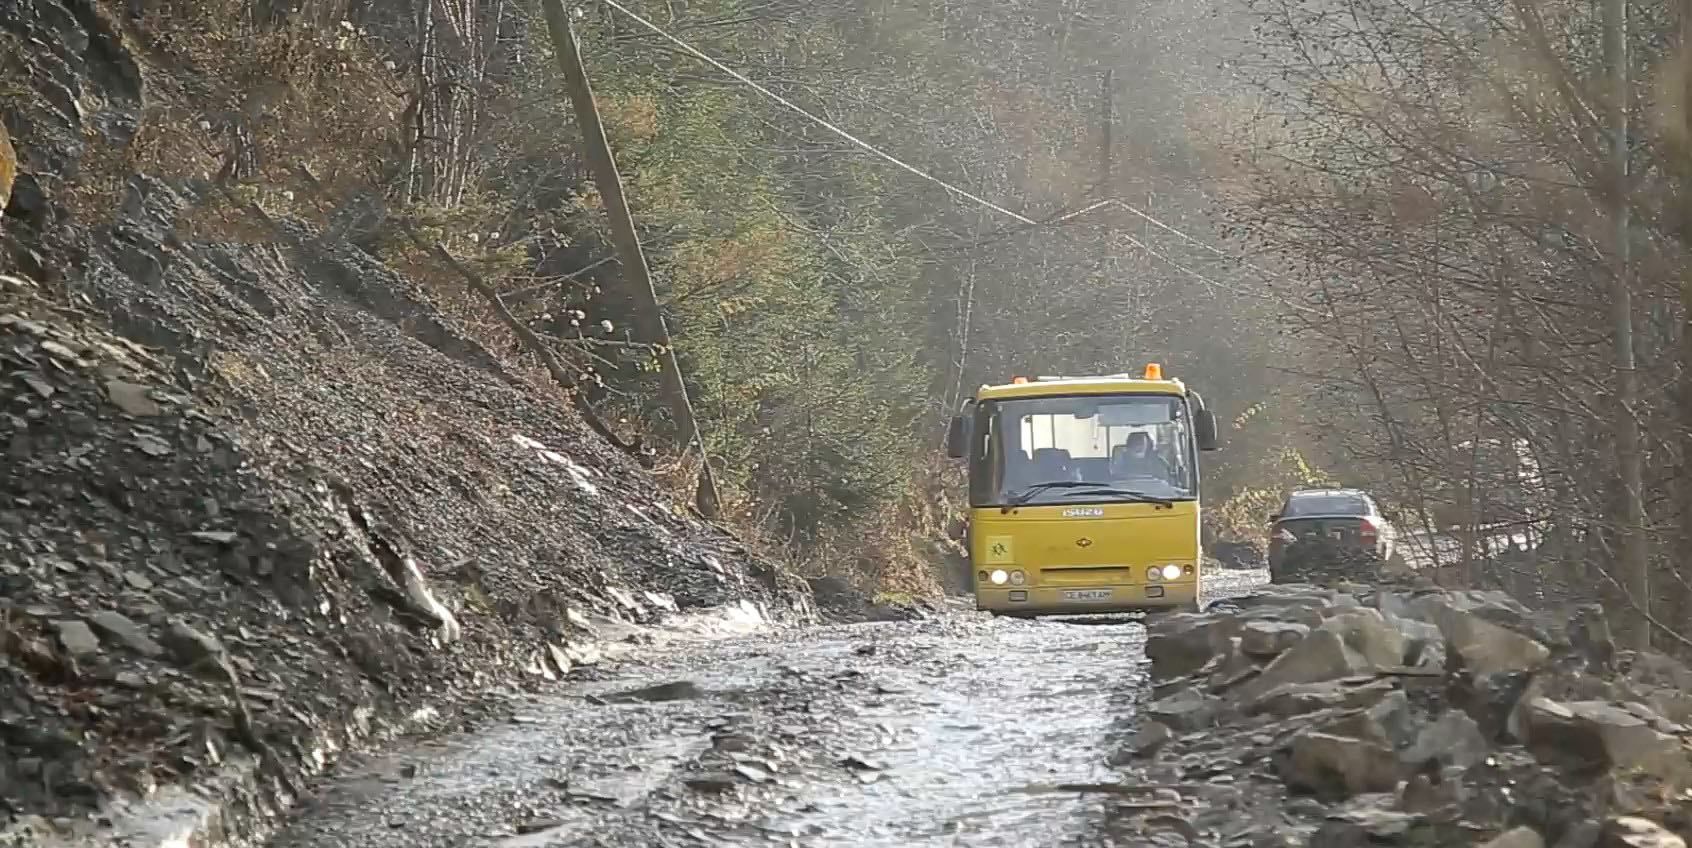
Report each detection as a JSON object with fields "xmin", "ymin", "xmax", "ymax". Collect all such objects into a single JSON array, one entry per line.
[{"xmin": 267, "ymin": 571, "xmax": 1265, "ymax": 848}]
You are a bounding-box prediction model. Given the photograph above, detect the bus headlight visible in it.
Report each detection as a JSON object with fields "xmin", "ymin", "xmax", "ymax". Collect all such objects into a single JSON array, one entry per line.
[
  {"xmin": 1161, "ymin": 564, "xmax": 1182, "ymax": 581},
  {"xmin": 1009, "ymin": 570, "xmax": 1026, "ymax": 586},
  {"xmin": 1146, "ymin": 565, "xmax": 1163, "ymax": 582},
  {"xmin": 989, "ymin": 569, "xmax": 1009, "ymax": 585}
]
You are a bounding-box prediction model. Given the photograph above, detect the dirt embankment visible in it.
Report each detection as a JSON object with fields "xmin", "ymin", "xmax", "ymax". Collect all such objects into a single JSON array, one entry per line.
[
  {"xmin": 1113, "ymin": 578, "xmax": 1692, "ymax": 846},
  {"xmin": 0, "ymin": 0, "xmax": 813, "ymax": 843}
]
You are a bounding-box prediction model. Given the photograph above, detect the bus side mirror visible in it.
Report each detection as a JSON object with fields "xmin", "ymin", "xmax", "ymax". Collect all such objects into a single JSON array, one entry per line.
[
  {"xmin": 945, "ymin": 415, "xmax": 971, "ymax": 459},
  {"xmin": 1195, "ymin": 409, "xmax": 1219, "ymax": 452}
]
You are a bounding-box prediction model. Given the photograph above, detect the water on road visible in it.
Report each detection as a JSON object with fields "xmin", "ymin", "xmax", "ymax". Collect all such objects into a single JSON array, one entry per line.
[{"xmin": 268, "ymin": 572, "xmax": 1265, "ymax": 848}]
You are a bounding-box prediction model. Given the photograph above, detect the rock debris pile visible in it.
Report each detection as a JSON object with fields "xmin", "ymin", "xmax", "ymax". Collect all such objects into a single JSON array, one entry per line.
[{"xmin": 1115, "ymin": 581, "xmax": 1692, "ymax": 847}]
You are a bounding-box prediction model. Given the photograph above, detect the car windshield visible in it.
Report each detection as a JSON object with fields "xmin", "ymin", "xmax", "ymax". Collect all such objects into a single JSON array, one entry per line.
[
  {"xmin": 968, "ymin": 393, "xmax": 1197, "ymax": 506},
  {"xmin": 1284, "ymin": 493, "xmax": 1368, "ymax": 517}
]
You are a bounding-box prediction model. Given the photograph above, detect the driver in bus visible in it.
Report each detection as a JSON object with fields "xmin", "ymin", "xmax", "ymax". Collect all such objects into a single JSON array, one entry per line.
[{"xmin": 1110, "ymin": 431, "xmax": 1171, "ymax": 482}]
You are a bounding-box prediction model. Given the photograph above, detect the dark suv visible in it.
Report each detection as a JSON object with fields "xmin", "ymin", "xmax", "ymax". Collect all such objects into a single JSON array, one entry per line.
[{"xmin": 1267, "ymin": 488, "xmax": 1398, "ymax": 582}]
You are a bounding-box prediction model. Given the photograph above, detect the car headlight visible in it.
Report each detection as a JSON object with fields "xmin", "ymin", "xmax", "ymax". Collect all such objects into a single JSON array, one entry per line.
[
  {"xmin": 1161, "ymin": 564, "xmax": 1182, "ymax": 581},
  {"xmin": 990, "ymin": 569, "xmax": 1009, "ymax": 585}
]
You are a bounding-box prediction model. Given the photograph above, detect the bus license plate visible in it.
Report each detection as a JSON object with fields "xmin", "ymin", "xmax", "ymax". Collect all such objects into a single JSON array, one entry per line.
[{"xmin": 1063, "ymin": 589, "xmax": 1112, "ymax": 602}]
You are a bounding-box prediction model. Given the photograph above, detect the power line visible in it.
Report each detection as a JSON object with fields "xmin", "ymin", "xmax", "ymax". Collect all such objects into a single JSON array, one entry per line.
[
  {"xmin": 595, "ymin": 0, "xmax": 1035, "ymax": 226},
  {"xmin": 1051, "ymin": 199, "xmax": 1293, "ymax": 283},
  {"xmin": 591, "ymin": 0, "xmax": 1316, "ymax": 312}
]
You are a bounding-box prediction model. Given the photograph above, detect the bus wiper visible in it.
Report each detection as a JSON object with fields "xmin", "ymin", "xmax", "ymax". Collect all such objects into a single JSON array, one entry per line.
[{"xmin": 1001, "ymin": 481, "xmax": 1174, "ymax": 512}]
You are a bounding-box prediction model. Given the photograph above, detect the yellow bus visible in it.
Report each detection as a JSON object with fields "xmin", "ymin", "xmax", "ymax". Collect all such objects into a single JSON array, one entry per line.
[{"xmin": 945, "ymin": 365, "xmax": 1220, "ymax": 616}]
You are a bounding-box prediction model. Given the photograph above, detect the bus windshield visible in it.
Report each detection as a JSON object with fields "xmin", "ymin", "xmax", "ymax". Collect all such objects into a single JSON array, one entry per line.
[{"xmin": 968, "ymin": 394, "xmax": 1197, "ymax": 507}]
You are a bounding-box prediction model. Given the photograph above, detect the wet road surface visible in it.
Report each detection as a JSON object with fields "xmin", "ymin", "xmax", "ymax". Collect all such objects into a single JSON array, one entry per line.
[{"xmin": 269, "ymin": 572, "xmax": 1265, "ymax": 848}]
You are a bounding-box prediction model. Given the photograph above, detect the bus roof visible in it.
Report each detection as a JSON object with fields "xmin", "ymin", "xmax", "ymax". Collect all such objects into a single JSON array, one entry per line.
[{"xmin": 976, "ymin": 375, "xmax": 1187, "ymax": 401}]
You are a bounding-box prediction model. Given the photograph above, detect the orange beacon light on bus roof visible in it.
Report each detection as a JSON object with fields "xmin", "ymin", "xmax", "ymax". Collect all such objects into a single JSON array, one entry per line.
[{"xmin": 1143, "ymin": 363, "xmax": 1163, "ymax": 380}]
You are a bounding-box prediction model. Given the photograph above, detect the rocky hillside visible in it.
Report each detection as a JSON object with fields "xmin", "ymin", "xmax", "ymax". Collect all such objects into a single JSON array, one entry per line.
[{"xmin": 0, "ymin": 0, "xmax": 812, "ymax": 842}]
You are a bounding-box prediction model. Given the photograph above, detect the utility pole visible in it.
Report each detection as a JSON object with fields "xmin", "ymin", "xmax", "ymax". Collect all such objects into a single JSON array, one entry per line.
[
  {"xmin": 541, "ymin": 0, "xmax": 722, "ymax": 518},
  {"xmin": 1098, "ymin": 69, "xmax": 1114, "ymax": 273},
  {"xmin": 1604, "ymin": 0, "xmax": 1648, "ymax": 648}
]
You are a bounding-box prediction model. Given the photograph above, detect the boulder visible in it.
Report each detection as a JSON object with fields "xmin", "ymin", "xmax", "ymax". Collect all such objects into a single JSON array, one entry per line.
[
  {"xmin": 1481, "ymin": 826, "xmax": 1546, "ymax": 848},
  {"xmin": 1410, "ymin": 596, "xmax": 1550, "ymax": 675},
  {"xmin": 1369, "ymin": 691, "xmax": 1420, "ymax": 749},
  {"xmin": 1401, "ymin": 710, "xmax": 1490, "ymax": 770},
  {"xmin": 1147, "ymin": 686, "xmax": 1220, "ymax": 732},
  {"xmin": 1600, "ymin": 817, "xmax": 1685, "ymax": 848},
  {"xmin": 1209, "ymin": 637, "xmax": 1263, "ymax": 692},
  {"xmin": 1236, "ymin": 629, "xmax": 1368, "ymax": 704},
  {"xmin": 1119, "ymin": 720, "xmax": 1173, "ymax": 760},
  {"xmin": 1519, "ymin": 698, "xmax": 1692, "ymax": 782},
  {"xmin": 1228, "ymin": 586, "xmax": 1334, "ymax": 612},
  {"xmin": 1320, "ymin": 609, "xmax": 1406, "ymax": 669},
  {"xmin": 1147, "ymin": 613, "xmax": 1244, "ymax": 680},
  {"xmin": 1241, "ymin": 620, "xmax": 1310, "ymax": 659},
  {"xmin": 87, "ymin": 611, "xmax": 164, "ymax": 657},
  {"xmin": 1392, "ymin": 616, "xmax": 1447, "ymax": 669},
  {"xmin": 52, "ymin": 620, "xmax": 100, "ymax": 658},
  {"xmin": 1248, "ymin": 680, "xmax": 1395, "ymax": 719},
  {"xmin": 1308, "ymin": 805, "xmax": 1425, "ymax": 846},
  {"xmin": 1276, "ymin": 731, "xmax": 1400, "ymax": 799}
]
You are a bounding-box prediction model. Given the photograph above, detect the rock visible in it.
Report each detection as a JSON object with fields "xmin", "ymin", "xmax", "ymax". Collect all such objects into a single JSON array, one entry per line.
[
  {"xmin": 1368, "ymin": 691, "xmax": 1419, "ymax": 748},
  {"xmin": 1411, "ymin": 596, "xmax": 1550, "ymax": 675},
  {"xmin": 160, "ymin": 619, "xmax": 222, "ymax": 666},
  {"xmin": 1519, "ymin": 698, "xmax": 1690, "ymax": 781},
  {"xmin": 86, "ymin": 611, "xmax": 163, "ymax": 657},
  {"xmin": 1482, "ymin": 826, "xmax": 1546, "ymax": 848},
  {"xmin": 807, "ymin": 575, "xmax": 856, "ymax": 602},
  {"xmin": 1147, "ymin": 686, "xmax": 1219, "ymax": 731},
  {"xmin": 1559, "ymin": 820, "xmax": 1602, "ymax": 848},
  {"xmin": 104, "ymin": 380, "xmax": 163, "ymax": 416},
  {"xmin": 1398, "ymin": 765, "xmax": 1465, "ymax": 816},
  {"xmin": 1313, "ymin": 710, "xmax": 1395, "ymax": 746},
  {"xmin": 1320, "ymin": 609, "xmax": 1405, "ymax": 669},
  {"xmin": 1230, "ymin": 587, "xmax": 1333, "ymax": 613},
  {"xmin": 1240, "ymin": 620, "xmax": 1309, "ymax": 658},
  {"xmin": 52, "ymin": 620, "xmax": 100, "ymax": 657},
  {"xmin": 515, "ymin": 818, "xmax": 564, "ymax": 835},
  {"xmin": 1209, "ymin": 637, "xmax": 1261, "ymax": 690},
  {"xmin": 1393, "ymin": 617, "xmax": 1446, "ymax": 668},
  {"xmin": 607, "ymin": 680, "xmax": 705, "ymax": 703},
  {"xmin": 546, "ymin": 643, "xmax": 572, "ymax": 676},
  {"xmin": 396, "ymin": 557, "xmax": 461, "ymax": 644},
  {"xmin": 1472, "ymin": 670, "xmax": 1538, "ymax": 741},
  {"xmin": 1119, "ymin": 721, "xmax": 1174, "ymax": 760},
  {"xmin": 1146, "ymin": 613, "xmax": 1244, "ymax": 680},
  {"xmin": 1247, "ymin": 679, "xmax": 1394, "ymax": 719},
  {"xmin": 1276, "ymin": 731, "xmax": 1400, "ymax": 799},
  {"xmin": 1401, "ymin": 710, "xmax": 1490, "ymax": 770},
  {"xmin": 1309, "ymin": 806, "xmax": 1424, "ymax": 846},
  {"xmin": 1236, "ymin": 629, "xmax": 1367, "ymax": 703},
  {"xmin": 1600, "ymin": 817, "xmax": 1684, "ymax": 848},
  {"xmin": 684, "ymin": 774, "xmax": 739, "ymax": 793}
]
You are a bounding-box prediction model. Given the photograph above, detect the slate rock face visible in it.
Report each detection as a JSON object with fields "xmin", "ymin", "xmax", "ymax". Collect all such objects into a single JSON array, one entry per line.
[{"xmin": 0, "ymin": 0, "xmax": 813, "ymax": 834}]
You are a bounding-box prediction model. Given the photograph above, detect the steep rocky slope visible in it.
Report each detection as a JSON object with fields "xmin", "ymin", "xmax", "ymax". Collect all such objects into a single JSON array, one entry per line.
[{"xmin": 0, "ymin": 0, "xmax": 812, "ymax": 841}]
